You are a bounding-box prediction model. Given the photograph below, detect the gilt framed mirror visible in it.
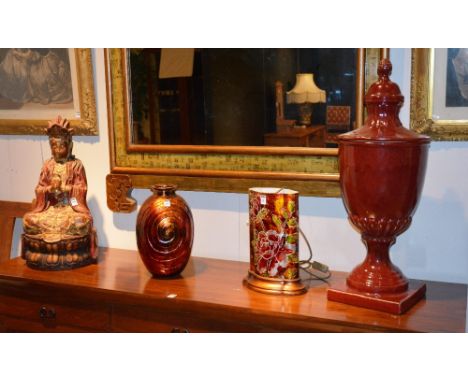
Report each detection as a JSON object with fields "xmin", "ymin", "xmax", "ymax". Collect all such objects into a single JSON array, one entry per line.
[{"xmin": 105, "ymin": 48, "xmax": 383, "ymax": 212}]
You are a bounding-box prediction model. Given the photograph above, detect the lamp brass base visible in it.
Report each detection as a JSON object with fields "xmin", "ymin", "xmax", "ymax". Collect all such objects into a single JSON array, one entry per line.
[
  {"xmin": 243, "ymin": 271, "xmax": 307, "ymax": 296},
  {"xmin": 328, "ymin": 279, "xmax": 426, "ymax": 315}
]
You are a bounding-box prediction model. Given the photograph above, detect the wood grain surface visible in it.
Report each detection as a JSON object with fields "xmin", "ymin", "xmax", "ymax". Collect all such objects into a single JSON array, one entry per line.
[{"xmin": 0, "ymin": 247, "xmax": 465, "ymax": 332}]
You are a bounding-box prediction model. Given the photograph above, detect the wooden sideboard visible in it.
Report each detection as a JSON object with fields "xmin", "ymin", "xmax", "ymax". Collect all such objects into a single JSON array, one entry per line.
[{"xmin": 0, "ymin": 247, "xmax": 465, "ymax": 332}]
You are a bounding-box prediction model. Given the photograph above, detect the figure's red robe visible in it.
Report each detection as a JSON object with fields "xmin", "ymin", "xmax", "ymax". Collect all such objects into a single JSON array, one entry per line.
[
  {"xmin": 32, "ymin": 157, "xmax": 90, "ymax": 216},
  {"xmin": 30, "ymin": 157, "xmax": 96, "ymax": 258}
]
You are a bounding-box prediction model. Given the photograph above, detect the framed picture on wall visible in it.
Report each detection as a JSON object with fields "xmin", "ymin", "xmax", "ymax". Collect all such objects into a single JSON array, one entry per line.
[
  {"xmin": 410, "ymin": 48, "xmax": 468, "ymax": 140},
  {"xmin": 445, "ymin": 48, "xmax": 468, "ymax": 107},
  {"xmin": 0, "ymin": 48, "xmax": 97, "ymax": 135}
]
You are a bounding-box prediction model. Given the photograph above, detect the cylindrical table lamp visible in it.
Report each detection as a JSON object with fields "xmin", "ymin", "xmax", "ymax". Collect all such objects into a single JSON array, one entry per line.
[{"xmin": 244, "ymin": 187, "xmax": 306, "ymax": 295}]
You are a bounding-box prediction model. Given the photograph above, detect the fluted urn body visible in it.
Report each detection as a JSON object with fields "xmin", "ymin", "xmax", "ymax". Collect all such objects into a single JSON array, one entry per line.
[
  {"xmin": 329, "ymin": 59, "xmax": 430, "ymax": 313},
  {"xmin": 136, "ymin": 184, "xmax": 194, "ymax": 277}
]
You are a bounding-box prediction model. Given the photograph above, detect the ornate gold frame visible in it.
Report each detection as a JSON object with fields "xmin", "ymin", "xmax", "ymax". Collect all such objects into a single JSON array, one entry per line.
[
  {"xmin": 0, "ymin": 49, "xmax": 98, "ymax": 135},
  {"xmin": 105, "ymin": 48, "xmax": 382, "ymax": 212},
  {"xmin": 410, "ymin": 48, "xmax": 468, "ymax": 140}
]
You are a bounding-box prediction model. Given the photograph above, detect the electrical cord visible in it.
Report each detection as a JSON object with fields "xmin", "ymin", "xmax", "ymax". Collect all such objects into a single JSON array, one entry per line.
[
  {"xmin": 273, "ymin": 188, "xmax": 331, "ymax": 283},
  {"xmin": 299, "ymin": 227, "xmax": 331, "ymax": 283}
]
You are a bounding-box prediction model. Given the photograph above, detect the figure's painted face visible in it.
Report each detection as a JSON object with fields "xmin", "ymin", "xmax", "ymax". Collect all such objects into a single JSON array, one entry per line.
[{"xmin": 49, "ymin": 136, "xmax": 71, "ymax": 162}]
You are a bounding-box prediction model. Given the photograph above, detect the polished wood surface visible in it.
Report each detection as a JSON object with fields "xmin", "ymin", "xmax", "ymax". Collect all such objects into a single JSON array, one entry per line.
[
  {"xmin": 264, "ymin": 125, "xmax": 326, "ymax": 147},
  {"xmin": 0, "ymin": 247, "xmax": 465, "ymax": 332},
  {"xmin": 0, "ymin": 201, "xmax": 32, "ymax": 263}
]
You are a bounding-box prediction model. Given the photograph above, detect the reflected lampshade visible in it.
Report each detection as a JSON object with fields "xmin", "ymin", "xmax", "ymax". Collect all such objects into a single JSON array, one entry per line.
[
  {"xmin": 286, "ymin": 73, "xmax": 326, "ymax": 104},
  {"xmin": 287, "ymin": 73, "xmax": 326, "ymax": 126}
]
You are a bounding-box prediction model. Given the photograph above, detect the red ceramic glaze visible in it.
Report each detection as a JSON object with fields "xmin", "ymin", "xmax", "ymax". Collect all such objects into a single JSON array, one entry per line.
[
  {"xmin": 136, "ymin": 184, "xmax": 194, "ymax": 277},
  {"xmin": 338, "ymin": 59, "xmax": 430, "ymax": 294}
]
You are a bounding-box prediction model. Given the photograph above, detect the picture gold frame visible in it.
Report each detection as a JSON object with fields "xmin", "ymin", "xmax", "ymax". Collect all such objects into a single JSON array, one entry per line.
[
  {"xmin": 410, "ymin": 48, "xmax": 468, "ymax": 140},
  {"xmin": 0, "ymin": 48, "xmax": 97, "ymax": 135},
  {"xmin": 105, "ymin": 48, "xmax": 382, "ymax": 212}
]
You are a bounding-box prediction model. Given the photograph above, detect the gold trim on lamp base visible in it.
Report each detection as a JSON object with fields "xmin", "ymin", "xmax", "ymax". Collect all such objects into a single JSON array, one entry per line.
[
  {"xmin": 297, "ymin": 103, "xmax": 313, "ymax": 126},
  {"xmin": 243, "ymin": 270, "xmax": 307, "ymax": 295}
]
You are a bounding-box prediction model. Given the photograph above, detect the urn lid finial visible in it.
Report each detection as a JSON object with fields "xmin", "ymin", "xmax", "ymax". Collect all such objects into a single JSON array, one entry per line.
[
  {"xmin": 339, "ymin": 57, "xmax": 430, "ymax": 143},
  {"xmin": 377, "ymin": 58, "xmax": 392, "ymax": 78},
  {"xmin": 365, "ymin": 58, "xmax": 404, "ymax": 106}
]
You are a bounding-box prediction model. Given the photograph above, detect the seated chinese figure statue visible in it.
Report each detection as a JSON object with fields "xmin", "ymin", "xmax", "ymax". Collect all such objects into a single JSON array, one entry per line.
[{"xmin": 21, "ymin": 116, "xmax": 97, "ymax": 270}]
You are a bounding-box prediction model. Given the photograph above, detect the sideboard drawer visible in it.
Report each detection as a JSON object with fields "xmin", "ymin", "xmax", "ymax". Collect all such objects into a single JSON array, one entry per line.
[
  {"xmin": 0, "ymin": 293, "xmax": 109, "ymax": 332},
  {"xmin": 111, "ymin": 305, "xmax": 206, "ymax": 332},
  {"xmin": 110, "ymin": 304, "xmax": 292, "ymax": 333}
]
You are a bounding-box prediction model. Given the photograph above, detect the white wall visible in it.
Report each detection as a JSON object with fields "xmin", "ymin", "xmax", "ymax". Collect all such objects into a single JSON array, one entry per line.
[{"xmin": 2, "ymin": 48, "xmax": 468, "ymax": 287}]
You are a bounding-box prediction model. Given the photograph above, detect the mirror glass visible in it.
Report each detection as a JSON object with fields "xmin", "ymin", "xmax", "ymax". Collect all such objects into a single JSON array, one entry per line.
[{"xmin": 128, "ymin": 48, "xmax": 357, "ymax": 146}]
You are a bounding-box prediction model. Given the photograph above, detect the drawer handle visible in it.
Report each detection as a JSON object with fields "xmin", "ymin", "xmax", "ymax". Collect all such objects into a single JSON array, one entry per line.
[
  {"xmin": 171, "ymin": 327, "xmax": 190, "ymax": 333},
  {"xmin": 39, "ymin": 306, "xmax": 56, "ymax": 320}
]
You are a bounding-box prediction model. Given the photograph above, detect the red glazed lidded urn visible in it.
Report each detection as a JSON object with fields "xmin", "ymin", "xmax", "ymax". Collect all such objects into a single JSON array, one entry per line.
[
  {"xmin": 136, "ymin": 184, "xmax": 194, "ymax": 277},
  {"xmin": 327, "ymin": 59, "xmax": 430, "ymax": 314}
]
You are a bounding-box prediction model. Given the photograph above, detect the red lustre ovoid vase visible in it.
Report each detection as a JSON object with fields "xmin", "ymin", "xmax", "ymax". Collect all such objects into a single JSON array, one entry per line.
[
  {"xmin": 136, "ymin": 184, "xmax": 194, "ymax": 277},
  {"xmin": 244, "ymin": 187, "xmax": 306, "ymax": 295},
  {"xmin": 327, "ymin": 59, "xmax": 430, "ymax": 314}
]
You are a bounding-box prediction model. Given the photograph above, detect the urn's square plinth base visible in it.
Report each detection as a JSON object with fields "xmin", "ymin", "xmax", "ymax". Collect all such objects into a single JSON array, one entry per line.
[{"xmin": 327, "ymin": 280, "xmax": 426, "ymax": 315}]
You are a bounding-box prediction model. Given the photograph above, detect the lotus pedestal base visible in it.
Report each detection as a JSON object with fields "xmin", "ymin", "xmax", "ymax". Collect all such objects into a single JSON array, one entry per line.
[
  {"xmin": 328, "ymin": 280, "xmax": 426, "ymax": 315},
  {"xmin": 21, "ymin": 231, "xmax": 97, "ymax": 271},
  {"xmin": 244, "ymin": 271, "xmax": 306, "ymax": 296}
]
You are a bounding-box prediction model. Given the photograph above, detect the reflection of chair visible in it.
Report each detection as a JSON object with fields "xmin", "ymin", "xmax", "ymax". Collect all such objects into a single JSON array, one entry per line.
[
  {"xmin": 326, "ymin": 105, "xmax": 351, "ymax": 145},
  {"xmin": 275, "ymin": 80, "xmax": 295, "ymax": 131}
]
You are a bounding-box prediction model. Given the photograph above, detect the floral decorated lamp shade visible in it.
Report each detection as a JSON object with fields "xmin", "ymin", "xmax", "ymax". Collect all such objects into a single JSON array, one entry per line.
[{"xmin": 244, "ymin": 188, "xmax": 306, "ymax": 295}]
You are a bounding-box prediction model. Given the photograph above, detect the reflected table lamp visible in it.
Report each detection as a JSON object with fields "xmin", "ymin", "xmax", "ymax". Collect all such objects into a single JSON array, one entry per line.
[{"xmin": 287, "ymin": 73, "xmax": 326, "ymax": 127}]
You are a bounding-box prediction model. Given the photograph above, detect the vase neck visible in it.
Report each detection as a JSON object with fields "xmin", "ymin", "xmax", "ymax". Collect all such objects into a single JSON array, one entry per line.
[{"xmin": 151, "ymin": 184, "xmax": 177, "ymax": 196}]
